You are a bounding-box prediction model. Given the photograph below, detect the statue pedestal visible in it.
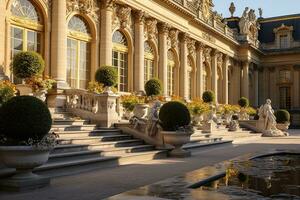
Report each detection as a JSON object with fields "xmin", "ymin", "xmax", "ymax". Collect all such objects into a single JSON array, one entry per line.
[{"xmin": 202, "ymin": 122, "xmax": 213, "ymax": 133}]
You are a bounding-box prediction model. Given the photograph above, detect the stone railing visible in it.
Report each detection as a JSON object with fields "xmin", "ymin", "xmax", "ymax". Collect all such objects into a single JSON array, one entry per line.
[{"xmin": 65, "ymin": 89, "xmax": 119, "ymax": 127}]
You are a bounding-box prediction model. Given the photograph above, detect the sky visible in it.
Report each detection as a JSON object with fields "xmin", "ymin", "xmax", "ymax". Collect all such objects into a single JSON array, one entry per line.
[{"xmin": 213, "ymin": 0, "xmax": 300, "ymax": 18}]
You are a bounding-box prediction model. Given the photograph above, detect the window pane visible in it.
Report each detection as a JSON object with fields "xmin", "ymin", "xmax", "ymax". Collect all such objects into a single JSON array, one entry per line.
[
  {"xmin": 68, "ymin": 15, "xmax": 90, "ymax": 34},
  {"xmin": 27, "ymin": 31, "xmax": 40, "ymax": 52},
  {"xmin": 11, "ymin": 0, "xmax": 40, "ymax": 22},
  {"xmin": 280, "ymin": 87, "xmax": 291, "ymax": 109}
]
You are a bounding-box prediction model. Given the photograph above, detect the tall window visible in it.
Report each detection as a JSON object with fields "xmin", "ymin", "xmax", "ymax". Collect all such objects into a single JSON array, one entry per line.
[
  {"xmin": 144, "ymin": 41, "xmax": 155, "ymax": 83},
  {"xmin": 280, "ymin": 35, "xmax": 289, "ymax": 49},
  {"xmin": 67, "ymin": 16, "xmax": 91, "ymax": 89},
  {"xmin": 167, "ymin": 50, "xmax": 176, "ymax": 96},
  {"xmin": 203, "ymin": 64, "xmax": 209, "ymax": 91},
  {"xmin": 112, "ymin": 31, "xmax": 128, "ymax": 92},
  {"xmin": 10, "ymin": 0, "xmax": 43, "ymax": 82},
  {"xmin": 187, "ymin": 58, "xmax": 193, "ymax": 100},
  {"xmin": 279, "ymin": 70, "xmax": 291, "ymax": 83},
  {"xmin": 280, "ymin": 87, "xmax": 291, "ymax": 109}
]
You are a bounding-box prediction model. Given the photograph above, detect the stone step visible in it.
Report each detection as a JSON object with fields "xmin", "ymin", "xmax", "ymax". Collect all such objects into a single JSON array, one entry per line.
[
  {"xmin": 57, "ymin": 135, "xmax": 133, "ymax": 145},
  {"xmin": 189, "ymin": 137, "xmax": 223, "ymax": 143},
  {"xmin": 87, "ymin": 139, "xmax": 145, "ymax": 149},
  {"xmin": 56, "ymin": 129, "xmax": 123, "ymax": 138},
  {"xmin": 53, "ymin": 119, "xmax": 90, "ymax": 126},
  {"xmin": 183, "ymin": 140, "xmax": 233, "ymax": 150},
  {"xmin": 52, "ymin": 144, "xmax": 90, "ymax": 154},
  {"xmin": 51, "ymin": 124, "xmax": 99, "ymax": 131},
  {"xmin": 95, "ymin": 144, "xmax": 155, "ymax": 156}
]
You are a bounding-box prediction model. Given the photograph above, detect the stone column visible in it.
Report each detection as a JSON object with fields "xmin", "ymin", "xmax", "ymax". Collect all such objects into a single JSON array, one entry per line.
[
  {"xmin": 179, "ymin": 33, "xmax": 188, "ymax": 99},
  {"xmin": 0, "ymin": 0, "xmax": 8, "ymax": 80},
  {"xmin": 196, "ymin": 42, "xmax": 204, "ymax": 98},
  {"xmin": 253, "ymin": 67, "xmax": 259, "ymax": 107},
  {"xmin": 293, "ymin": 66, "xmax": 300, "ymax": 108},
  {"xmin": 211, "ymin": 50, "xmax": 218, "ymax": 102},
  {"xmin": 51, "ymin": 0, "xmax": 68, "ymax": 88},
  {"xmin": 133, "ymin": 11, "xmax": 145, "ymax": 92},
  {"xmin": 100, "ymin": 0, "xmax": 114, "ymax": 67},
  {"xmin": 269, "ymin": 67, "xmax": 277, "ymax": 107},
  {"xmin": 158, "ymin": 23, "xmax": 168, "ymax": 96},
  {"xmin": 241, "ymin": 61, "xmax": 250, "ymax": 99},
  {"xmin": 222, "ymin": 55, "xmax": 229, "ymax": 104}
]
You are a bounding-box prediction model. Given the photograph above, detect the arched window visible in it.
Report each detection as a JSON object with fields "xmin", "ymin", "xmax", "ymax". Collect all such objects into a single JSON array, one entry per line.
[
  {"xmin": 112, "ymin": 30, "xmax": 128, "ymax": 92},
  {"xmin": 187, "ymin": 58, "xmax": 193, "ymax": 100},
  {"xmin": 167, "ymin": 50, "xmax": 176, "ymax": 96},
  {"xmin": 67, "ymin": 15, "xmax": 91, "ymax": 89},
  {"xmin": 10, "ymin": 0, "xmax": 43, "ymax": 57},
  {"xmin": 144, "ymin": 41, "xmax": 155, "ymax": 83}
]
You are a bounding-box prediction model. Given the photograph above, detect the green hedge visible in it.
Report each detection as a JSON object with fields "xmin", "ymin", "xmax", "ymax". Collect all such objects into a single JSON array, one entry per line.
[
  {"xmin": 144, "ymin": 78, "xmax": 162, "ymax": 97},
  {"xmin": 0, "ymin": 96, "xmax": 52, "ymax": 144},
  {"xmin": 12, "ymin": 51, "xmax": 45, "ymax": 79},
  {"xmin": 238, "ymin": 97, "xmax": 249, "ymax": 108},
  {"xmin": 275, "ymin": 109, "xmax": 290, "ymax": 123},
  {"xmin": 95, "ymin": 66, "xmax": 118, "ymax": 87},
  {"xmin": 159, "ymin": 101, "xmax": 191, "ymax": 131},
  {"xmin": 202, "ymin": 90, "xmax": 215, "ymax": 103}
]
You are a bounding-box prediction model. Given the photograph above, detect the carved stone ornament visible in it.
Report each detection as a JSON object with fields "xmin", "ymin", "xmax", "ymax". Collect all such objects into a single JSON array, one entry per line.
[
  {"xmin": 116, "ymin": 6, "xmax": 132, "ymax": 29},
  {"xmin": 203, "ymin": 47, "xmax": 212, "ymax": 63},
  {"xmin": 144, "ymin": 18, "xmax": 158, "ymax": 40},
  {"xmin": 168, "ymin": 29, "xmax": 178, "ymax": 49},
  {"xmin": 42, "ymin": 0, "xmax": 52, "ymax": 10},
  {"xmin": 201, "ymin": 0, "xmax": 213, "ymax": 21},
  {"xmin": 187, "ymin": 38, "xmax": 196, "ymax": 57},
  {"xmin": 238, "ymin": 7, "xmax": 260, "ymax": 41},
  {"xmin": 216, "ymin": 52, "xmax": 223, "ymax": 67},
  {"xmin": 67, "ymin": 0, "xmax": 99, "ymax": 21}
]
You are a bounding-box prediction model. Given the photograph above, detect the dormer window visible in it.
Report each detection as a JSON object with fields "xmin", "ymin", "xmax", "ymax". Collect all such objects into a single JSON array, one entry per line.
[
  {"xmin": 280, "ymin": 35, "xmax": 288, "ymax": 49},
  {"xmin": 273, "ymin": 24, "xmax": 293, "ymax": 49}
]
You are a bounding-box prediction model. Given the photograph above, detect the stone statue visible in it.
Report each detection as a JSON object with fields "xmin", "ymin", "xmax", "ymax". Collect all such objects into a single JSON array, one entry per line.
[
  {"xmin": 258, "ymin": 99, "xmax": 288, "ymax": 137},
  {"xmin": 146, "ymin": 101, "xmax": 161, "ymax": 137},
  {"xmin": 229, "ymin": 2, "xmax": 236, "ymax": 17},
  {"xmin": 228, "ymin": 115, "xmax": 239, "ymax": 132},
  {"xmin": 239, "ymin": 7, "xmax": 250, "ymax": 35},
  {"xmin": 258, "ymin": 8, "xmax": 263, "ymax": 18}
]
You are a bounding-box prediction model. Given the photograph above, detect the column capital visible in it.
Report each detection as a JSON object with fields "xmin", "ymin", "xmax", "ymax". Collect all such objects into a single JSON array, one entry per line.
[
  {"xmin": 211, "ymin": 49, "xmax": 221, "ymax": 57},
  {"xmin": 223, "ymin": 54, "xmax": 230, "ymax": 62},
  {"xmin": 101, "ymin": 0, "xmax": 115, "ymax": 10},
  {"xmin": 134, "ymin": 10, "xmax": 145, "ymax": 24},
  {"xmin": 196, "ymin": 42, "xmax": 205, "ymax": 51},
  {"xmin": 179, "ymin": 32, "xmax": 189, "ymax": 42},
  {"xmin": 158, "ymin": 22, "xmax": 169, "ymax": 34}
]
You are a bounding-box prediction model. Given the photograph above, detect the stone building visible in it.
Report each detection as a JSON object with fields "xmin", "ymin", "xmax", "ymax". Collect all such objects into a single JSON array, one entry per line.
[{"xmin": 0, "ymin": 0, "xmax": 299, "ymax": 124}]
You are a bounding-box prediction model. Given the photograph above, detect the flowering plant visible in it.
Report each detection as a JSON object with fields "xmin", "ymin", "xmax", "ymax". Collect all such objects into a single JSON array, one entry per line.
[
  {"xmin": 87, "ymin": 81, "xmax": 104, "ymax": 94},
  {"xmin": 120, "ymin": 94, "xmax": 145, "ymax": 112},
  {"xmin": 245, "ymin": 106, "xmax": 257, "ymax": 116},
  {"xmin": 0, "ymin": 80, "xmax": 16, "ymax": 106},
  {"xmin": 25, "ymin": 75, "xmax": 56, "ymax": 92},
  {"xmin": 187, "ymin": 100, "xmax": 209, "ymax": 115},
  {"xmin": 222, "ymin": 104, "xmax": 240, "ymax": 114}
]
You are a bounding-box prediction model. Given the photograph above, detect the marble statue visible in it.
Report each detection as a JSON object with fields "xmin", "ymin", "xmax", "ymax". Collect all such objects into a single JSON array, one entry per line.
[
  {"xmin": 228, "ymin": 115, "xmax": 239, "ymax": 132},
  {"xmin": 146, "ymin": 101, "xmax": 161, "ymax": 137},
  {"xmin": 238, "ymin": 7, "xmax": 260, "ymax": 41},
  {"xmin": 258, "ymin": 99, "xmax": 288, "ymax": 137},
  {"xmin": 239, "ymin": 7, "xmax": 250, "ymax": 35}
]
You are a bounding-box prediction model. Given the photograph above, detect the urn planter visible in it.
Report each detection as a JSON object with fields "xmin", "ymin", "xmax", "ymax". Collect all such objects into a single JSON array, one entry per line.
[
  {"xmin": 0, "ymin": 146, "xmax": 51, "ymax": 191},
  {"xmin": 33, "ymin": 89, "xmax": 47, "ymax": 102},
  {"xmin": 133, "ymin": 103, "xmax": 149, "ymax": 119},
  {"xmin": 162, "ymin": 131, "xmax": 191, "ymax": 158}
]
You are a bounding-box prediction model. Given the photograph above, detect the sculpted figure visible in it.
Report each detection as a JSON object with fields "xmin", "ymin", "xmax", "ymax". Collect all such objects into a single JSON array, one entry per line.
[
  {"xmin": 146, "ymin": 101, "xmax": 161, "ymax": 137},
  {"xmin": 239, "ymin": 7, "xmax": 250, "ymax": 35}
]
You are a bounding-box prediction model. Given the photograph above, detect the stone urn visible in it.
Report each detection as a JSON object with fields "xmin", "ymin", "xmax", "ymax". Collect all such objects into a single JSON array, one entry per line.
[
  {"xmin": 133, "ymin": 103, "xmax": 149, "ymax": 119},
  {"xmin": 276, "ymin": 122, "xmax": 290, "ymax": 132},
  {"xmin": 16, "ymin": 84, "xmax": 33, "ymax": 96},
  {"xmin": 0, "ymin": 146, "xmax": 51, "ymax": 191},
  {"xmin": 192, "ymin": 114, "xmax": 203, "ymax": 126},
  {"xmin": 123, "ymin": 110, "xmax": 133, "ymax": 120},
  {"xmin": 33, "ymin": 89, "xmax": 47, "ymax": 102},
  {"xmin": 162, "ymin": 131, "xmax": 191, "ymax": 158}
]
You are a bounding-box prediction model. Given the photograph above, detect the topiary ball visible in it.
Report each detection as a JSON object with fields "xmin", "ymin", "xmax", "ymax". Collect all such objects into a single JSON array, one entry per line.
[
  {"xmin": 12, "ymin": 51, "xmax": 45, "ymax": 79},
  {"xmin": 159, "ymin": 101, "xmax": 191, "ymax": 131},
  {"xmin": 202, "ymin": 90, "xmax": 215, "ymax": 103},
  {"xmin": 238, "ymin": 97, "xmax": 249, "ymax": 108},
  {"xmin": 95, "ymin": 66, "xmax": 118, "ymax": 87},
  {"xmin": 0, "ymin": 96, "xmax": 52, "ymax": 144},
  {"xmin": 275, "ymin": 109, "xmax": 290, "ymax": 123},
  {"xmin": 145, "ymin": 78, "xmax": 162, "ymax": 97}
]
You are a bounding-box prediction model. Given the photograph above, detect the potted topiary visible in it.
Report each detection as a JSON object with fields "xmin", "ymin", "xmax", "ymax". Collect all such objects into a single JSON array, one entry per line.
[
  {"xmin": 159, "ymin": 101, "xmax": 193, "ymax": 157},
  {"xmin": 275, "ymin": 109, "xmax": 290, "ymax": 131},
  {"xmin": 120, "ymin": 94, "xmax": 145, "ymax": 120},
  {"xmin": 238, "ymin": 97, "xmax": 250, "ymax": 120},
  {"xmin": 0, "ymin": 96, "xmax": 57, "ymax": 190},
  {"xmin": 12, "ymin": 51, "xmax": 45, "ymax": 96},
  {"xmin": 187, "ymin": 100, "xmax": 209, "ymax": 126},
  {"xmin": 95, "ymin": 66, "xmax": 118, "ymax": 93},
  {"xmin": 202, "ymin": 90, "xmax": 215, "ymax": 104},
  {"xmin": 144, "ymin": 78, "xmax": 162, "ymax": 100}
]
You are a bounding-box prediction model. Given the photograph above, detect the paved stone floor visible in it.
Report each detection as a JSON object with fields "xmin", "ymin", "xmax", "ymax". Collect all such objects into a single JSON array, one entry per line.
[{"xmin": 0, "ymin": 130, "xmax": 299, "ymax": 200}]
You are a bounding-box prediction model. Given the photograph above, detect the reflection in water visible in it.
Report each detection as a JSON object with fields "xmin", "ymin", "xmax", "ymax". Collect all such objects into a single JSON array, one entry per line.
[{"xmin": 199, "ymin": 154, "xmax": 300, "ymax": 199}]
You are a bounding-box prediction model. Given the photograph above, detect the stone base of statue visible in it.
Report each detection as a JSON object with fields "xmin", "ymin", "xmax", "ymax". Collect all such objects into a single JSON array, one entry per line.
[
  {"xmin": 262, "ymin": 129, "xmax": 289, "ymax": 137},
  {"xmin": 202, "ymin": 122, "xmax": 213, "ymax": 133},
  {"xmin": 228, "ymin": 120, "xmax": 239, "ymax": 132}
]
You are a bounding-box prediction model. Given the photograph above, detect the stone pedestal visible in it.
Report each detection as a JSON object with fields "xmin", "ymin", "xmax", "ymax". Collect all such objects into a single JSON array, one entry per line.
[
  {"xmin": 202, "ymin": 122, "xmax": 214, "ymax": 133},
  {"xmin": 46, "ymin": 89, "xmax": 66, "ymax": 110},
  {"xmin": 0, "ymin": 176, "xmax": 50, "ymax": 192}
]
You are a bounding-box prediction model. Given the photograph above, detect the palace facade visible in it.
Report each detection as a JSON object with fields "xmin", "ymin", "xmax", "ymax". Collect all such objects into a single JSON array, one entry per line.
[{"xmin": 0, "ymin": 0, "xmax": 300, "ymax": 124}]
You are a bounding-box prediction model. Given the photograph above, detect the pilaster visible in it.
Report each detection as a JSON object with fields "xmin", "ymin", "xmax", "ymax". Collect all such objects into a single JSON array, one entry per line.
[
  {"xmin": 211, "ymin": 49, "xmax": 218, "ymax": 102},
  {"xmin": 51, "ymin": 0, "xmax": 68, "ymax": 88},
  {"xmin": 196, "ymin": 42, "xmax": 204, "ymax": 98},
  {"xmin": 241, "ymin": 61, "xmax": 250, "ymax": 99},
  {"xmin": 222, "ymin": 55, "xmax": 229, "ymax": 104},
  {"xmin": 179, "ymin": 32, "xmax": 188, "ymax": 99},
  {"xmin": 134, "ymin": 10, "xmax": 145, "ymax": 92},
  {"xmin": 100, "ymin": 0, "xmax": 114, "ymax": 67},
  {"xmin": 158, "ymin": 22, "xmax": 168, "ymax": 96}
]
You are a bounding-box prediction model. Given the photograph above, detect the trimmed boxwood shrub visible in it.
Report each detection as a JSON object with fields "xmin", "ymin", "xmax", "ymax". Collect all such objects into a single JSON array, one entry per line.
[
  {"xmin": 159, "ymin": 101, "xmax": 191, "ymax": 131},
  {"xmin": 95, "ymin": 66, "xmax": 118, "ymax": 87},
  {"xmin": 238, "ymin": 97, "xmax": 249, "ymax": 108},
  {"xmin": 232, "ymin": 115, "xmax": 239, "ymax": 120},
  {"xmin": 202, "ymin": 90, "xmax": 215, "ymax": 103},
  {"xmin": 12, "ymin": 51, "xmax": 45, "ymax": 79},
  {"xmin": 0, "ymin": 96, "xmax": 52, "ymax": 144},
  {"xmin": 144, "ymin": 78, "xmax": 162, "ymax": 97},
  {"xmin": 275, "ymin": 109, "xmax": 290, "ymax": 123}
]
